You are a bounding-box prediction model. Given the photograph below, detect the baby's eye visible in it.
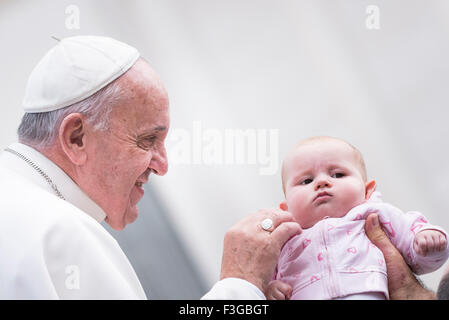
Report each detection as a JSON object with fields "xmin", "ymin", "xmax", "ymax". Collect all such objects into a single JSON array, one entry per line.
[
  {"xmin": 331, "ymin": 172, "xmax": 345, "ymax": 178},
  {"xmin": 301, "ymin": 178, "xmax": 313, "ymax": 185}
]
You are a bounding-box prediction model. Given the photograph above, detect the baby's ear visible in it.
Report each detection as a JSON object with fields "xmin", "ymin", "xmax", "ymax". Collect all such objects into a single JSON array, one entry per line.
[
  {"xmin": 280, "ymin": 201, "xmax": 288, "ymax": 211},
  {"xmin": 365, "ymin": 180, "xmax": 377, "ymax": 200}
]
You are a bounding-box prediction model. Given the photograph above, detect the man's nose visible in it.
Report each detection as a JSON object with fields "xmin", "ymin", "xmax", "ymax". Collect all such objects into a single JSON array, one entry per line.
[
  {"xmin": 150, "ymin": 146, "xmax": 168, "ymax": 176},
  {"xmin": 314, "ymin": 175, "xmax": 331, "ymax": 190}
]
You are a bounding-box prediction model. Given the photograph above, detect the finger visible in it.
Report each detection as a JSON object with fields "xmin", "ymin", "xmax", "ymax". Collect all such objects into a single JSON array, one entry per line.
[
  {"xmin": 414, "ymin": 239, "xmax": 422, "ymax": 256},
  {"xmin": 268, "ymin": 280, "xmax": 292, "ymax": 300},
  {"xmin": 364, "ymin": 214, "xmax": 397, "ymax": 256},
  {"xmin": 417, "ymin": 236, "xmax": 428, "ymax": 256},
  {"xmin": 276, "ymin": 281, "xmax": 293, "ymax": 299},
  {"xmin": 432, "ymin": 232, "xmax": 446, "ymax": 251},
  {"xmin": 258, "ymin": 208, "xmax": 296, "ymax": 232},
  {"xmin": 365, "ymin": 213, "xmax": 422, "ymax": 298},
  {"xmin": 265, "ymin": 291, "xmax": 276, "ymax": 300},
  {"xmin": 265, "ymin": 281, "xmax": 286, "ymax": 300},
  {"xmin": 439, "ymin": 235, "xmax": 447, "ymax": 252},
  {"xmin": 271, "ymin": 221, "xmax": 302, "ymax": 251},
  {"xmin": 272, "ymin": 287, "xmax": 288, "ymax": 300},
  {"xmin": 427, "ymin": 234, "xmax": 437, "ymax": 252},
  {"xmin": 422, "ymin": 236, "xmax": 430, "ymax": 256},
  {"xmin": 269, "ymin": 208, "xmax": 295, "ymax": 231},
  {"xmin": 272, "ymin": 210, "xmax": 296, "ymax": 229}
]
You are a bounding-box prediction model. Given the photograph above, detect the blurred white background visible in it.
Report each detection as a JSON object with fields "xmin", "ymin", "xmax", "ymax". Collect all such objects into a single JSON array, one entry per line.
[{"xmin": 1, "ymin": 0, "xmax": 449, "ymax": 298}]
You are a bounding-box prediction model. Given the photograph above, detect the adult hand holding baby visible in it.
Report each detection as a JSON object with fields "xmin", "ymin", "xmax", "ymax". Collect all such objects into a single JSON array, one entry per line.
[
  {"xmin": 364, "ymin": 213, "xmax": 436, "ymax": 300},
  {"xmin": 265, "ymin": 212, "xmax": 443, "ymax": 300},
  {"xmin": 220, "ymin": 208, "xmax": 302, "ymax": 294}
]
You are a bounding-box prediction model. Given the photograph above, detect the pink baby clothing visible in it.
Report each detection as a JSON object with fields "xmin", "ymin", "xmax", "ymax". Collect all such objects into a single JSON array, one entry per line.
[{"xmin": 275, "ymin": 193, "xmax": 449, "ymax": 300}]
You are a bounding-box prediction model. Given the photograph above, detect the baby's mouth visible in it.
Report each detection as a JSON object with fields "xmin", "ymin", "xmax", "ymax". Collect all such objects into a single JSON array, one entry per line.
[{"xmin": 314, "ymin": 191, "xmax": 332, "ymax": 202}]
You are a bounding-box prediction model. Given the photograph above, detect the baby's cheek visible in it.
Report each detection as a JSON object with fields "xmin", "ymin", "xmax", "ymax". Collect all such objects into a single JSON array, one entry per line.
[
  {"xmin": 287, "ymin": 201, "xmax": 308, "ymax": 225},
  {"xmin": 340, "ymin": 189, "xmax": 366, "ymax": 212}
]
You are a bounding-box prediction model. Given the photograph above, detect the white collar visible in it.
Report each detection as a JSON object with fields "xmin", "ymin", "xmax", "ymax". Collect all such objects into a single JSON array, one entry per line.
[{"xmin": 1, "ymin": 142, "xmax": 106, "ymax": 223}]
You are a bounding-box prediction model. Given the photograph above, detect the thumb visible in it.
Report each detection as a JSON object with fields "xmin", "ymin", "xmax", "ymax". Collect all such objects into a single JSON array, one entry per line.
[
  {"xmin": 271, "ymin": 221, "xmax": 302, "ymax": 251},
  {"xmin": 365, "ymin": 213, "xmax": 397, "ymax": 257}
]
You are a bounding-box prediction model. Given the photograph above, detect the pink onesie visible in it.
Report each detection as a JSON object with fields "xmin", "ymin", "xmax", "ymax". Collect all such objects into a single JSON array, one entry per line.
[{"xmin": 275, "ymin": 192, "xmax": 449, "ymax": 299}]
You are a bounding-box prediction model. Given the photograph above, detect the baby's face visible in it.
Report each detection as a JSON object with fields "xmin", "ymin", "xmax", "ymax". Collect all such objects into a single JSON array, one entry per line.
[{"xmin": 282, "ymin": 140, "xmax": 372, "ymax": 229}]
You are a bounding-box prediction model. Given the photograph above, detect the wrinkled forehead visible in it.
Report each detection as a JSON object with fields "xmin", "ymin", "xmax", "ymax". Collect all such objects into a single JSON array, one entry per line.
[
  {"xmin": 110, "ymin": 60, "xmax": 170, "ymax": 132},
  {"xmin": 125, "ymin": 59, "xmax": 169, "ymax": 105}
]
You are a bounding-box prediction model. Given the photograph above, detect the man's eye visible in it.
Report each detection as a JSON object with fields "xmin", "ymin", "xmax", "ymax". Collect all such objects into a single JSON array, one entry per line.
[
  {"xmin": 138, "ymin": 136, "xmax": 157, "ymax": 149},
  {"xmin": 332, "ymin": 173, "xmax": 345, "ymax": 178},
  {"xmin": 300, "ymin": 178, "xmax": 313, "ymax": 185},
  {"xmin": 146, "ymin": 136, "xmax": 157, "ymax": 144}
]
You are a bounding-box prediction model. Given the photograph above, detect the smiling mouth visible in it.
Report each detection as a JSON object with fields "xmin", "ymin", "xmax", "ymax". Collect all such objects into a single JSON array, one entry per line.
[
  {"xmin": 135, "ymin": 173, "xmax": 150, "ymax": 188},
  {"xmin": 135, "ymin": 169, "xmax": 152, "ymax": 188},
  {"xmin": 135, "ymin": 181, "xmax": 143, "ymax": 187}
]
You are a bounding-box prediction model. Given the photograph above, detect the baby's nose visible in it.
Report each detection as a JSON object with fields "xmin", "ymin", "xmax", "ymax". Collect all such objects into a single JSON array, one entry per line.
[{"xmin": 315, "ymin": 177, "xmax": 331, "ymax": 190}]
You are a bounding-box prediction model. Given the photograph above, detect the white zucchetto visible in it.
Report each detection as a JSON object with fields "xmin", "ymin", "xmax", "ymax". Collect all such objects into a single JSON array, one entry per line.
[{"xmin": 23, "ymin": 35, "xmax": 140, "ymax": 113}]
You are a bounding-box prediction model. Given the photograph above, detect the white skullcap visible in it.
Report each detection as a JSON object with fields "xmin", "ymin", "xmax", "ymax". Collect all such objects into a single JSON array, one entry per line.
[{"xmin": 23, "ymin": 35, "xmax": 140, "ymax": 113}]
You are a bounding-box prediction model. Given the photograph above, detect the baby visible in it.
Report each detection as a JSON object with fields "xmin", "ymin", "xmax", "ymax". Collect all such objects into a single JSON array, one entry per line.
[{"xmin": 266, "ymin": 136, "xmax": 449, "ymax": 300}]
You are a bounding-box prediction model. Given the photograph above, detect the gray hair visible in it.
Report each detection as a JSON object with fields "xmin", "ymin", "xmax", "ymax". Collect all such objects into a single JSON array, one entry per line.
[
  {"xmin": 437, "ymin": 272, "xmax": 449, "ymax": 300},
  {"xmin": 17, "ymin": 75, "xmax": 126, "ymax": 149}
]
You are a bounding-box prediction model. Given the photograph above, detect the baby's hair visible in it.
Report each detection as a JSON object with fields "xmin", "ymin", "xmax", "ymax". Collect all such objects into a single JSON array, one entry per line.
[{"xmin": 281, "ymin": 136, "xmax": 368, "ymax": 194}]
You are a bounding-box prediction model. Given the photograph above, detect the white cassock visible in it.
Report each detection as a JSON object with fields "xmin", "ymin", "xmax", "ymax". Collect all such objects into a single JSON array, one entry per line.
[{"xmin": 0, "ymin": 143, "xmax": 264, "ymax": 299}]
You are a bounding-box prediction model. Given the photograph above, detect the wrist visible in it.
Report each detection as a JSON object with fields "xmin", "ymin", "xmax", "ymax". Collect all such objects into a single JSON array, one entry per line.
[
  {"xmin": 391, "ymin": 275, "xmax": 435, "ymax": 300},
  {"xmin": 412, "ymin": 277, "xmax": 436, "ymax": 300},
  {"xmin": 220, "ymin": 273, "xmax": 265, "ymax": 294}
]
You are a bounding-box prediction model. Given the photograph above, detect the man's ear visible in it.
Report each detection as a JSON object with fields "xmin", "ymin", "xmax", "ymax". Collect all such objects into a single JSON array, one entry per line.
[
  {"xmin": 58, "ymin": 113, "xmax": 88, "ymax": 165},
  {"xmin": 365, "ymin": 180, "xmax": 377, "ymax": 200},
  {"xmin": 280, "ymin": 201, "xmax": 288, "ymax": 211}
]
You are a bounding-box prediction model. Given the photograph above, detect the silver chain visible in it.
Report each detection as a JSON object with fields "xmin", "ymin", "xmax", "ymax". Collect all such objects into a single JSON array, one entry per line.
[{"xmin": 4, "ymin": 148, "xmax": 66, "ymax": 200}]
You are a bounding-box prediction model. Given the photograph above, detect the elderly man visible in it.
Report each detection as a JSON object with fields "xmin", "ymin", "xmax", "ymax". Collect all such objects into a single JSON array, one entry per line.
[
  {"xmin": 3, "ymin": 35, "xmax": 442, "ymax": 301},
  {"xmin": 0, "ymin": 36, "xmax": 300, "ymax": 299}
]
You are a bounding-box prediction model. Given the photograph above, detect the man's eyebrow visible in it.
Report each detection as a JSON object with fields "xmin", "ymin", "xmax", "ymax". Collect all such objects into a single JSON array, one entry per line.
[
  {"xmin": 136, "ymin": 126, "xmax": 167, "ymax": 141},
  {"xmin": 151, "ymin": 126, "xmax": 167, "ymax": 132},
  {"xmin": 140, "ymin": 126, "xmax": 167, "ymax": 135}
]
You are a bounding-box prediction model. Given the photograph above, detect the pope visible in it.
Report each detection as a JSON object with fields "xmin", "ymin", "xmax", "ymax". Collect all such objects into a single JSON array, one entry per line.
[{"xmin": 0, "ymin": 35, "xmax": 301, "ymax": 299}]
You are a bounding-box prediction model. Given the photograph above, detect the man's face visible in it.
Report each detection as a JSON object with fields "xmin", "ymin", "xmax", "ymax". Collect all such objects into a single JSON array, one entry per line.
[
  {"xmin": 282, "ymin": 140, "xmax": 369, "ymax": 229},
  {"xmin": 83, "ymin": 61, "xmax": 169, "ymax": 230}
]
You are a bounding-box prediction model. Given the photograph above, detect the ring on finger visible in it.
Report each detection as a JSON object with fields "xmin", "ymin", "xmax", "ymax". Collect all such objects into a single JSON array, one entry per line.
[{"xmin": 260, "ymin": 218, "xmax": 274, "ymax": 231}]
